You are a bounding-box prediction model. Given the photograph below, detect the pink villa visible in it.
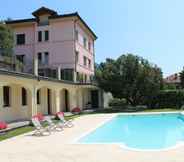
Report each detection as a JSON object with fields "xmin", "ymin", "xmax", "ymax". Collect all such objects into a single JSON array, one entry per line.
[
  {"xmin": 7, "ymin": 6, "xmax": 97, "ymax": 82},
  {"xmin": 0, "ymin": 7, "xmax": 111, "ymax": 122}
]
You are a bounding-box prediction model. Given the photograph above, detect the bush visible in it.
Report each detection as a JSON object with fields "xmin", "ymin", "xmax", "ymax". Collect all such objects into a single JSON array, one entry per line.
[
  {"xmin": 151, "ymin": 90, "xmax": 184, "ymax": 109},
  {"xmin": 71, "ymin": 107, "xmax": 81, "ymax": 114},
  {"xmin": 109, "ymin": 98, "xmax": 127, "ymax": 107},
  {"xmin": 0, "ymin": 121, "xmax": 8, "ymax": 130}
]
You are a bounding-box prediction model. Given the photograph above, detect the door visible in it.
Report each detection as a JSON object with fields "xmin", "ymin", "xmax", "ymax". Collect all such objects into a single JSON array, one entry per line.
[
  {"xmin": 91, "ymin": 90, "xmax": 99, "ymax": 108},
  {"xmin": 47, "ymin": 89, "xmax": 51, "ymax": 114},
  {"xmin": 64, "ymin": 89, "xmax": 69, "ymax": 112}
]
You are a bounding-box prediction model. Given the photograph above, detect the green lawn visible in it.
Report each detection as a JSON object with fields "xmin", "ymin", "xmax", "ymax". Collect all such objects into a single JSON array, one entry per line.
[
  {"xmin": 0, "ymin": 115, "xmax": 80, "ymax": 142},
  {"xmin": 142, "ymin": 108, "xmax": 179, "ymax": 112},
  {"xmin": 0, "ymin": 126, "xmax": 34, "ymax": 141}
]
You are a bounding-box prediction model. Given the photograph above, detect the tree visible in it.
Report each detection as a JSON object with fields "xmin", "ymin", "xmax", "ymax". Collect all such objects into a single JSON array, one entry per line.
[
  {"xmin": 0, "ymin": 22, "xmax": 14, "ymax": 57},
  {"xmin": 96, "ymin": 54, "xmax": 163, "ymax": 106},
  {"xmin": 180, "ymin": 68, "xmax": 184, "ymax": 88}
]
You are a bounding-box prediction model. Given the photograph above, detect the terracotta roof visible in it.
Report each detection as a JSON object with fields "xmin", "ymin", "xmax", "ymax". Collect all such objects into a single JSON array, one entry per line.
[
  {"xmin": 5, "ymin": 7, "xmax": 97, "ymax": 40},
  {"xmin": 164, "ymin": 73, "xmax": 181, "ymax": 84},
  {"xmin": 32, "ymin": 6, "xmax": 58, "ymax": 17}
]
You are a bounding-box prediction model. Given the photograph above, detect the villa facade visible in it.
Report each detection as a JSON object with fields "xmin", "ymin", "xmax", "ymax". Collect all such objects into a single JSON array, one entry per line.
[{"xmin": 0, "ymin": 7, "xmax": 110, "ymax": 122}]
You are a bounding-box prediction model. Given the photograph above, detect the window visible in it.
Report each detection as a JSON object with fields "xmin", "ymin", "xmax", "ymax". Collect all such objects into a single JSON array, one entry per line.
[
  {"xmin": 22, "ymin": 88, "xmax": 27, "ymax": 106},
  {"xmin": 83, "ymin": 56, "xmax": 87, "ymax": 66},
  {"xmin": 84, "ymin": 74, "xmax": 87, "ymax": 83},
  {"xmin": 16, "ymin": 55, "xmax": 25, "ymax": 64},
  {"xmin": 38, "ymin": 31, "xmax": 42, "ymax": 42},
  {"xmin": 37, "ymin": 89, "xmax": 41, "ymax": 104},
  {"xmin": 38, "ymin": 52, "xmax": 42, "ymax": 64},
  {"xmin": 75, "ymin": 51, "xmax": 79, "ymax": 63},
  {"xmin": 83, "ymin": 37, "xmax": 87, "ymax": 48},
  {"xmin": 16, "ymin": 34, "xmax": 25, "ymax": 45},
  {"xmin": 76, "ymin": 72, "xmax": 80, "ymax": 81},
  {"xmin": 45, "ymin": 30, "xmax": 49, "ymax": 41},
  {"xmin": 88, "ymin": 59, "xmax": 91, "ymax": 69},
  {"xmin": 90, "ymin": 75, "xmax": 94, "ymax": 82},
  {"xmin": 88, "ymin": 42, "xmax": 91, "ymax": 51},
  {"xmin": 38, "ymin": 16, "xmax": 49, "ymax": 26},
  {"xmin": 61, "ymin": 69, "xmax": 74, "ymax": 81},
  {"xmin": 44, "ymin": 52, "xmax": 49, "ymax": 65},
  {"xmin": 3, "ymin": 86, "xmax": 10, "ymax": 107},
  {"xmin": 75, "ymin": 30, "xmax": 79, "ymax": 41}
]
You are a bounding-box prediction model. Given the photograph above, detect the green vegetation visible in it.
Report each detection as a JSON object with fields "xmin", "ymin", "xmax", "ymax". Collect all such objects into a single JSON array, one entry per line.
[
  {"xmin": 0, "ymin": 22, "xmax": 14, "ymax": 57},
  {"xmin": 0, "ymin": 126, "xmax": 33, "ymax": 141},
  {"xmin": 180, "ymin": 68, "xmax": 184, "ymax": 88},
  {"xmin": 96, "ymin": 54, "xmax": 163, "ymax": 106},
  {"xmin": 150, "ymin": 90, "xmax": 184, "ymax": 109},
  {"xmin": 143, "ymin": 108, "xmax": 179, "ymax": 112},
  {"xmin": 109, "ymin": 98, "xmax": 127, "ymax": 107}
]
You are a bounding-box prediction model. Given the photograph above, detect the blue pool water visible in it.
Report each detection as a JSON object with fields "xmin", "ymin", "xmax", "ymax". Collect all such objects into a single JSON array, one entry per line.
[{"xmin": 79, "ymin": 113, "xmax": 184, "ymax": 150}]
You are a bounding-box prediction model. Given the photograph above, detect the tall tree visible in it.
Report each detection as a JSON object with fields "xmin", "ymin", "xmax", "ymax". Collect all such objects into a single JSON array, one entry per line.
[
  {"xmin": 180, "ymin": 67, "xmax": 184, "ymax": 88},
  {"xmin": 96, "ymin": 54, "xmax": 163, "ymax": 106},
  {"xmin": 0, "ymin": 22, "xmax": 14, "ymax": 57}
]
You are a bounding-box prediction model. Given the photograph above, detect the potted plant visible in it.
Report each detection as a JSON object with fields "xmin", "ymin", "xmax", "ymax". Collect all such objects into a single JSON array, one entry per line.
[
  {"xmin": 0, "ymin": 121, "xmax": 8, "ymax": 130},
  {"xmin": 71, "ymin": 107, "xmax": 81, "ymax": 115}
]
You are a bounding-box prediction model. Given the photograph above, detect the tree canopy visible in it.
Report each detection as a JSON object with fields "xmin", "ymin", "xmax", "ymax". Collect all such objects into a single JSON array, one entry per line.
[
  {"xmin": 180, "ymin": 67, "xmax": 184, "ymax": 88},
  {"xmin": 0, "ymin": 22, "xmax": 14, "ymax": 57},
  {"xmin": 96, "ymin": 54, "xmax": 163, "ymax": 106}
]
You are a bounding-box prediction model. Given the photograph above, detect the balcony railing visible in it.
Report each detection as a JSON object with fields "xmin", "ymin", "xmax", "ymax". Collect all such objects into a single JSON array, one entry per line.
[{"xmin": 0, "ymin": 55, "xmax": 98, "ymax": 85}]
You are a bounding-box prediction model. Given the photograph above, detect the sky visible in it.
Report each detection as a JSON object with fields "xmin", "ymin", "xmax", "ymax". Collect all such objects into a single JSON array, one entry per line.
[{"xmin": 1, "ymin": 0, "xmax": 184, "ymax": 77}]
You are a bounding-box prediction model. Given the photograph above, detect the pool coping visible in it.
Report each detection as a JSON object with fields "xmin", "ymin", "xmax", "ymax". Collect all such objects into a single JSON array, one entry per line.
[{"xmin": 72, "ymin": 111, "xmax": 184, "ymax": 152}]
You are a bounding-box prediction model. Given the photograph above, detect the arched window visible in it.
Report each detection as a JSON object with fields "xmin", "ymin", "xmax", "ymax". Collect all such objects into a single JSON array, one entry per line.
[
  {"xmin": 37, "ymin": 89, "xmax": 41, "ymax": 105},
  {"xmin": 22, "ymin": 88, "xmax": 27, "ymax": 106},
  {"xmin": 3, "ymin": 86, "xmax": 11, "ymax": 107}
]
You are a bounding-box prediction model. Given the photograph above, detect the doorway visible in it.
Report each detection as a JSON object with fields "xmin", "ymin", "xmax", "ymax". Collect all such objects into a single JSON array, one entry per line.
[
  {"xmin": 64, "ymin": 89, "xmax": 69, "ymax": 112},
  {"xmin": 47, "ymin": 89, "xmax": 52, "ymax": 114},
  {"xmin": 91, "ymin": 90, "xmax": 99, "ymax": 108}
]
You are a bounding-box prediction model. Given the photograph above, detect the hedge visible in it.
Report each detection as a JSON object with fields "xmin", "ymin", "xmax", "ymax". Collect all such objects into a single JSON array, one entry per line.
[
  {"xmin": 109, "ymin": 98, "xmax": 127, "ymax": 107},
  {"xmin": 151, "ymin": 90, "xmax": 184, "ymax": 109}
]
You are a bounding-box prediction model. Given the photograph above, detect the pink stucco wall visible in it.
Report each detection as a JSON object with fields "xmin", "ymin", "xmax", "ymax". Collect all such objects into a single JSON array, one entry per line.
[
  {"xmin": 12, "ymin": 16, "xmax": 95, "ymax": 79},
  {"xmin": 13, "ymin": 24, "xmax": 35, "ymax": 71},
  {"xmin": 75, "ymin": 23, "xmax": 95, "ymax": 76}
]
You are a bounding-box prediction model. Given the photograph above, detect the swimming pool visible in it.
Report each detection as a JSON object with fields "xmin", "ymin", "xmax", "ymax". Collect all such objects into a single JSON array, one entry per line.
[{"xmin": 78, "ymin": 113, "xmax": 184, "ymax": 150}]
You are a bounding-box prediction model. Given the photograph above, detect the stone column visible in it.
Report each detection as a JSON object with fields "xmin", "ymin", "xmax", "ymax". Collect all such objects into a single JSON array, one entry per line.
[
  {"xmin": 0, "ymin": 85, "xmax": 4, "ymax": 109},
  {"xmin": 29, "ymin": 86, "xmax": 38, "ymax": 117},
  {"xmin": 73, "ymin": 71, "xmax": 77, "ymax": 83},
  {"xmin": 33, "ymin": 55, "xmax": 38, "ymax": 76},
  {"xmin": 77, "ymin": 88, "xmax": 83, "ymax": 110},
  {"xmin": 57, "ymin": 66, "xmax": 61, "ymax": 80},
  {"xmin": 69, "ymin": 89, "xmax": 78, "ymax": 111},
  {"xmin": 54, "ymin": 89, "xmax": 61, "ymax": 113}
]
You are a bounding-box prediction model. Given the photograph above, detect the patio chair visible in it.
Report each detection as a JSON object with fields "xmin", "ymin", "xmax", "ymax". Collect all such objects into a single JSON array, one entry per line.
[
  {"xmin": 56, "ymin": 112, "xmax": 74, "ymax": 128},
  {"xmin": 31, "ymin": 116, "xmax": 51, "ymax": 136},
  {"xmin": 44, "ymin": 116, "xmax": 63, "ymax": 131}
]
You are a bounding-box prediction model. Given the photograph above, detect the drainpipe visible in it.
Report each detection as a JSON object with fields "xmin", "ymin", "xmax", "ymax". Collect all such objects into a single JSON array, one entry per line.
[
  {"xmin": 73, "ymin": 18, "xmax": 78, "ymax": 82},
  {"xmin": 33, "ymin": 22, "xmax": 38, "ymax": 76}
]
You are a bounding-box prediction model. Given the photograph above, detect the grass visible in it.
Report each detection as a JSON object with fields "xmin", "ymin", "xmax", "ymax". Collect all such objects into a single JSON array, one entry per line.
[
  {"xmin": 0, "ymin": 115, "xmax": 80, "ymax": 142},
  {"xmin": 142, "ymin": 108, "xmax": 179, "ymax": 112},
  {"xmin": 0, "ymin": 126, "xmax": 34, "ymax": 142}
]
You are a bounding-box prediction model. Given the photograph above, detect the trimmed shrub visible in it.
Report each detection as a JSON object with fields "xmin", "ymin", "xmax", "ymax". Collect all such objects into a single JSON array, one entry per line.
[
  {"xmin": 0, "ymin": 121, "xmax": 8, "ymax": 130},
  {"xmin": 71, "ymin": 107, "xmax": 81, "ymax": 114},
  {"xmin": 151, "ymin": 90, "xmax": 184, "ymax": 109},
  {"xmin": 109, "ymin": 98, "xmax": 127, "ymax": 107}
]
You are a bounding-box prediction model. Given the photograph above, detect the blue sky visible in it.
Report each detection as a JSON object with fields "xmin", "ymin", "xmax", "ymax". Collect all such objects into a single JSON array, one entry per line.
[{"xmin": 1, "ymin": 0, "xmax": 184, "ymax": 76}]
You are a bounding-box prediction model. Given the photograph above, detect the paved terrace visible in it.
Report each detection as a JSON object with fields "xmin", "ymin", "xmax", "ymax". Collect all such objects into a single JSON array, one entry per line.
[{"xmin": 0, "ymin": 114, "xmax": 184, "ymax": 162}]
